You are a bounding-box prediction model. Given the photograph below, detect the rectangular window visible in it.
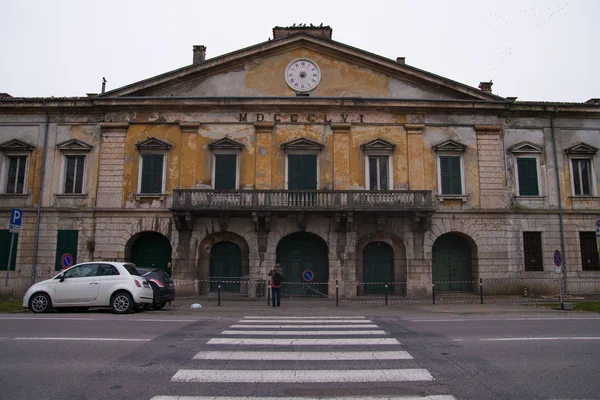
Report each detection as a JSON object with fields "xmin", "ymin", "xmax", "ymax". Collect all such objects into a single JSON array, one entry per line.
[
  {"xmin": 6, "ymin": 156, "xmax": 27, "ymax": 194},
  {"xmin": 288, "ymin": 154, "xmax": 317, "ymax": 190},
  {"xmin": 517, "ymin": 158, "xmax": 539, "ymax": 196},
  {"xmin": 571, "ymin": 159, "xmax": 592, "ymax": 195},
  {"xmin": 140, "ymin": 154, "xmax": 164, "ymax": 194},
  {"xmin": 440, "ymin": 156, "xmax": 462, "ymax": 195},
  {"xmin": 214, "ymin": 154, "xmax": 237, "ymax": 190},
  {"xmin": 523, "ymin": 232, "xmax": 543, "ymax": 271},
  {"xmin": 0, "ymin": 230, "xmax": 18, "ymax": 271},
  {"xmin": 55, "ymin": 230, "xmax": 78, "ymax": 271},
  {"xmin": 368, "ymin": 156, "xmax": 388, "ymax": 190},
  {"xmin": 579, "ymin": 232, "xmax": 600, "ymax": 271},
  {"xmin": 64, "ymin": 155, "xmax": 85, "ymax": 194}
]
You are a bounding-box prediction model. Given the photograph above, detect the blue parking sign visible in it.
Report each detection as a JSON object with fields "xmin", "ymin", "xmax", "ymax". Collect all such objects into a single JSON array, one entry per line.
[{"xmin": 9, "ymin": 208, "xmax": 22, "ymax": 234}]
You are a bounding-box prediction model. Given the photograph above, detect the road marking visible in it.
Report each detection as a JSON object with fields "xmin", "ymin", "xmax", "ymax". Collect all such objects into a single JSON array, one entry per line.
[
  {"xmin": 171, "ymin": 369, "xmax": 434, "ymax": 383},
  {"xmin": 193, "ymin": 351, "xmax": 413, "ymax": 360},
  {"xmin": 243, "ymin": 316, "xmax": 367, "ymax": 319},
  {"xmin": 221, "ymin": 330, "xmax": 387, "ymax": 336},
  {"xmin": 409, "ymin": 317, "xmax": 600, "ymax": 322},
  {"xmin": 14, "ymin": 337, "xmax": 151, "ymax": 341},
  {"xmin": 151, "ymin": 396, "xmax": 456, "ymax": 400},
  {"xmin": 237, "ymin": 319, "xmax": 373, "ymax": 324},
  {"xmin": 480, "ymin": 337, "xmax": 600, "ymax": 341},
  {"xmin": 207, "ymin": 338, "xmax": 400, "ymax": 345},
  {"xmin": 0, "ymin": 317, "xmax": 197, "ymax": 322},
  {"xmin": 230, "ymin": 324, "xmax": 379, "ymax": 328}
]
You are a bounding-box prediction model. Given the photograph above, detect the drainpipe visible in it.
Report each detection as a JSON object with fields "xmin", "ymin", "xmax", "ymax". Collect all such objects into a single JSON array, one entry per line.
[
  {"xmin": 550, "ymin": 106, "xmax": 568, "ymax": 294},
  {"xmin": 31, "ymin": 103, "xmax": 50, "ymax": 286}
]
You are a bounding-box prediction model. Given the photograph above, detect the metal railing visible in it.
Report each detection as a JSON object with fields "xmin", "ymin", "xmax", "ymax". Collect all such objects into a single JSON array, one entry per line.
[{"xmin": 172, "ymin": 189, "xmax": 434, "ymax": 211}]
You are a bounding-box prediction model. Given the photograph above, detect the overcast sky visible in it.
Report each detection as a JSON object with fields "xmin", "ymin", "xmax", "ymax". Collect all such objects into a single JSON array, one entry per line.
[{"xmin": 0, "ymin": 0, "xmax": 598, "ymax": 102}]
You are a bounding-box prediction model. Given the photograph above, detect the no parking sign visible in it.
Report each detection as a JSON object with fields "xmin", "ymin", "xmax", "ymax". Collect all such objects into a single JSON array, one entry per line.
[
  {"xmin": 61, "ymin": 253, "xmax": 74, "ymax": 269},
  {"xmin": 302, "ymin": 270, "xmax": 314, "ymax": 282}
]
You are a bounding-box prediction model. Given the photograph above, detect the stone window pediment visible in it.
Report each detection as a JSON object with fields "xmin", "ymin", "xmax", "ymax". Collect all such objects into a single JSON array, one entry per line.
[
  {"xmin": 56, "ymin": 139, "xmax": 93, "ymax": 153},
  {"xmin": 508, "ymin": 141, "xmax": 543, "ymax": 154},
  {"xmin": 360, "ymin": 138, "xmax": 396, "ymax": 155},
  {"xmin": 0, "ymin": 139, "xmax": 35, "ymax": 153},
  {"xmin": 281, "ymin": 137, "xmax": 324, "ymax": 152},
  {"xmin": 208, "ymin": 137, "xmax": 245, "ymax": 151},
  {"xmin": 432, "ymin": 140, "xmax": 467, "ymax": 153},
  {"xmin": 565, "ymin": 142, "xmax": 598, "ymax": 155},
  {"xmin": 135, "ymin": 137, "xmax": 172, "ymax": 151}
]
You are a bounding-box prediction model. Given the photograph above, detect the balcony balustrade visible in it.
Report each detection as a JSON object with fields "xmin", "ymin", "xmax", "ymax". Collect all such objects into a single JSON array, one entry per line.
[{"xmin": 172, "ymin": 189, "xmax": 434, "ymax": 212}]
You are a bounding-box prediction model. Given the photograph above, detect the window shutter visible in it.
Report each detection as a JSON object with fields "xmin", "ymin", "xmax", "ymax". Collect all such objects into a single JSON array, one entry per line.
[
  {"xmin": 6, "ymin": 157, "xmax": 17, "ymax": 193},
  {"xmin": 151, "ymin": 154, "xmax": 164, "ymax": 193},
  {"xmin": 288, "ymin": 155, "xmax": 302, "ymax": 189},
  {"xmin": 0, "ymin": 230, "xmax": 18, "ymax": 271},
  {"xmin": 440, "ymin": 156, "xmax": 462, "ymax": 195},
  {"xmin": 75, "ymin": 156, "xmax": 84, "ymax": 193},
  {"xmin": 65, "ymin": 156, "xmax": 75, "ymax": 193},
  {"xmin": 16, "ymin": 156, "xmax": 25, "ymax": 193},
  {"xmin": 141, "ymin": 154, "xmax": 153, "ymax": 193},
  {"xmin": 55, "ymin": 230, "xmax": 78, "ymax": 271},
  {"xmin": 368, "ymin": 157, "xmax": 378, "ymax": 190},
  {"xmin": 301, "ymin": 155, "xmax": 317, "ymax": 190},
  {"xmin": 517, "ymin": 158, "xmax": 539, "ymax": 196},
  {"xmin": 379, "ymin": 158, "xmax": 388, "ymax": 190},
  {"xmin": 214, "ymin": 154, "xmax": 237, "ymax": 189}
]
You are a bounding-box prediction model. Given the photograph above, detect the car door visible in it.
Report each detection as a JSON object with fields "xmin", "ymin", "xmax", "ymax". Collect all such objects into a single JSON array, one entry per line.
[
  {"xmin": 95, "ymin": 263, "xmax": 122, "ymax": 305},
  {"xmin": 53, "ymin": 264, "xmax": 100, "ymax": 304}
]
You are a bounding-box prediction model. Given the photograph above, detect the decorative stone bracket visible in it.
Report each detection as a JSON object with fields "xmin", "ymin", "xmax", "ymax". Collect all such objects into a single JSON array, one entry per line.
[
  {"xmin": 252, "ymin": 212, "xmax": 271, "ymax": 232},
  {"xmin": 297, "ymin": 212, "xmax": 307, "ymax": 231},
  {"xmin": 411, "ymin": 212, "xmax": 432, "ymax": 232},
  {"xmin": 334, "ymin": 212, "xmax": 354, "ymax": 232},
  {"xmin": 173, "ymin": 212, "xmax": 195, "ymax": 231}
]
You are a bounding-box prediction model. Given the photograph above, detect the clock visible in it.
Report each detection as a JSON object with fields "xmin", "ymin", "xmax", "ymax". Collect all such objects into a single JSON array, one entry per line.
[{"xmin": 284, "ymin": 58, "xmax": 321, "ymax": 92}]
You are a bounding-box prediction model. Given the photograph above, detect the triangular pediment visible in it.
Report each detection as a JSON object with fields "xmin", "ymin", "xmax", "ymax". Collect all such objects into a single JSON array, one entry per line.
[
  {"xmin": 208, "ymin": 137, "xmax": 245, "ymax": 151},
  {"xmin": 281, "ymin": 137, "xmax": 324, "ymax": 151},
  {"xmin": 432, "ymin": 140, "xmax": 467, "ymax": 153},
  {"xmin": 360, "ymin": 138, "xmax": 396, "ymax": 153},
  {"xmin": 565, "ymin": 142, "xmax": 598, "ymax": 154},
  {"xmin": 508, "ymin": 141, "xmax": 543, "ymax": 154},
  {"xmin": 0, "ymin": 138, "xmax": 35, "ymax": 152},
  {"xmin": 56, "ymin": 138, "xmax": 93, "ymax": 153},
  {"xmin": 99, "ymin": 33, "xmax": 506, "ymax": 102},
  {"xmin": 135, "ymin": 137, "xmax": 172, "ymax": 151}
]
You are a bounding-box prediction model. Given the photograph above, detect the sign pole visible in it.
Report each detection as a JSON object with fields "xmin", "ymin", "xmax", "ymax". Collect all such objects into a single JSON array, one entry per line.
[
  {"xmin": 4, "ymin": 233, "xmax": 15, "ymax": 287},
  {"xmin": 554, "ymin": 249, "xmax": 564, "ymax": 308}
]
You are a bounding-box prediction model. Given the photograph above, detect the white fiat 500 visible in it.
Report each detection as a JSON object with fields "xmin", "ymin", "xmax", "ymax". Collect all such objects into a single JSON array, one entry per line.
[{"xmin": 23, "ymin": 262, "xmax": 154, "ymax": 314}]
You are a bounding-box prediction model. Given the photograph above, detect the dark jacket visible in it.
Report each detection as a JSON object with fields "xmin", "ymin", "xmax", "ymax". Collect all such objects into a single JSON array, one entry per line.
[{"xmin": 268, "ymin": 267, "xmax": 283, "ymax": 288}]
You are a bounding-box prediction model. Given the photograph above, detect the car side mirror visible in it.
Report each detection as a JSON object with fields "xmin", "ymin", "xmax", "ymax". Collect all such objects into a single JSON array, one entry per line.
[{"xmin": 60, "ymin": 275, "xmax": 65, "ymax": 282}]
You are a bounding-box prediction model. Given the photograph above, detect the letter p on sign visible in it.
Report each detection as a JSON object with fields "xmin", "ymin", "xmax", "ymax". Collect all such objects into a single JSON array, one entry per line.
[{"xmin": 9, "ymin": 208, "xmax": 22, "ymax": 234}]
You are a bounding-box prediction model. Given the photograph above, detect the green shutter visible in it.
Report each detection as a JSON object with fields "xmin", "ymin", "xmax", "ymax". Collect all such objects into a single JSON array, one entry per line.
[
  {"xmin": 0, "ymin": 230, "xmax": 18, "ymax": 271},
  {"xmin": 214, "ymin": 154, "xmax": 237, "ymax": 189},
  {"xmin": 55, "ymin": 230, "xmax": 78, "ymax": 271},
  {"xmin": 440, "ymin": 156, "xmax": 462, "ymax": 195},
  {"xmin": 141, "ymin": 154, "xmax": 153, "ymax": 193},
  {"xmin": 517, "ymin": 158, "xmax": 539, "ymax": 196},
  {"xmin": 141, "ymin": 154, "xmax": 164, "ymax": 194},
  {"xmin": 288, "ymin": 155, "xmax": 302, "ymax": 189},
  {"xmin": 301, "ymin": 155, "xmax": 317, "ymax": 189}
]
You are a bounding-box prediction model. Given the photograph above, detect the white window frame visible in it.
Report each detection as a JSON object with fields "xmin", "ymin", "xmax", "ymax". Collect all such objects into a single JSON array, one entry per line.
[
  {"xmin": 436, "ymin": 152, "xmax": 466, "ymax": 196},
  {"xmin": 0, "ymin": 152, "xmax": 30, "ymax": 195},
  {"xmin": 514, "ymin": 155, "xmax": 542, "ymax": 197},
  {"xmin": 137, "ymin": 150, "xmax": 167, "ymax": 195},
  {"xmin": 568, "ymin": 156, "xmax": 596, "ymax": 196},
  {"xmin": 211, "ymin": 150, "xmax": 241, "ymax": 190},
  {"xmin": 284, "ymin": 150, "xmax": 320, "ymax": 190},
  {"xmin": 59, "ymin": 153, "xmax": 87, "ymax": 195},
  {"xmin": 364, "ymin": 155, "xmax": 393, "ymax": 190}
]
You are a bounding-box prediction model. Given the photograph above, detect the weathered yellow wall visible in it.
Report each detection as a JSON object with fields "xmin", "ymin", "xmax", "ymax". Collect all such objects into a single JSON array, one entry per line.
[{"xmin": 246, "ymin": 49, "xmax": 389, "ymax": 97}]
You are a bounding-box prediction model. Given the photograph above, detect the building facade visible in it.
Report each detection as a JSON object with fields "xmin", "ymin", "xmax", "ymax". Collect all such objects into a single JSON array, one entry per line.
[{"xmin": 1, "ymin": 26, "xmax": 599, "ymax": 297}]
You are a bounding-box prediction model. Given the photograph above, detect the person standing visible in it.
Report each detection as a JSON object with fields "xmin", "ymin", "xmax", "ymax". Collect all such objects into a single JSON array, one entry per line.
[{"xmin": 268, "ymin": 263, "xmax": 283, "ymax": 308}]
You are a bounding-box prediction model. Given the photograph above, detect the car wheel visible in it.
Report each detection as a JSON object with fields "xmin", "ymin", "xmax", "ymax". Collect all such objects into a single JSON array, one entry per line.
[
  {"xmin": 29, "ymin": 293, "xmax": 51, "ymax": 313},
  {"xmin": 152, "ymin": 301, "xmax": 166, "ymax": 310},
  {"xmin": 111, "ymin": 292, "xmax": 133, "ymax": 314}
]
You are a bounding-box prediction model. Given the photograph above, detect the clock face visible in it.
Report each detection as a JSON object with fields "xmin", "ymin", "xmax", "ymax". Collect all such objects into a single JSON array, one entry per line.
[{"xmin": 284, "ymin": 58, "xmax": 321, "ymax": 92}]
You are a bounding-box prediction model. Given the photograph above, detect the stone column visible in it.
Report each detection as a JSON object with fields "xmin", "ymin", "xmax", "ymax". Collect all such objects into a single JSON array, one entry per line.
[
  {"xmin": 254, "ymin": 122, "xmax": 274, "ymax": 189},
  {"xmin": 96, "ymin": 123, "xmax": 128, "ymax": 208},
  {"xmin": 475, "ymin": 125, "xmax": 509, "ymax": 209},
  {"xmin": 331, "ymin": 123, "xmax": 351, "ymax": 190},
  {"xmin": 406, "ymin": 124, "xmax": 425, "ymax": 190}
]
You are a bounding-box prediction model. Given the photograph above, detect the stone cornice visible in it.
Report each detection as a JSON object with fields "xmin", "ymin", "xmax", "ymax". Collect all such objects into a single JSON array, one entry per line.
[
  {"xmin": 330, "ymin": 123, "xmax": 351, "ymax": 133},
  {"xmin": 254, "ymin": 122, "xmax": 274, "ymax": 133}
]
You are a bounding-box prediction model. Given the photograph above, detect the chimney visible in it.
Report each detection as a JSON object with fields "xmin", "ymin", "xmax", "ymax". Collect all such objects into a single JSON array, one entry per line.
[
  {"xmin": 272, "ymin": 24, "xmax": 332, "ymax": 40},
  {"xmin": 193, "ymin": 45, "xmax": 207, "ymax": 64},
  {"xmin": 478, "ymin": 81, "xmax": 493, "ymax": 93},
  {"xmin": 396, "ymin": 57, "xmax": 406, "ymax": 64}
]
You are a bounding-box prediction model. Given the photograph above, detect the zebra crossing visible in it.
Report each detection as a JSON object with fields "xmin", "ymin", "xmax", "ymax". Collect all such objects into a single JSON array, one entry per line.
[{"xmin": 150, "ymin": 316, "xmax": 456, "ymax": 400}]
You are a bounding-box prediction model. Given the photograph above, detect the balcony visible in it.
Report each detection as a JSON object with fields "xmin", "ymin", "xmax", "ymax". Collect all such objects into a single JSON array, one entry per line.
[{"xmin": 172, "ymin": 189, "xmax": 434, "ymax": 212}]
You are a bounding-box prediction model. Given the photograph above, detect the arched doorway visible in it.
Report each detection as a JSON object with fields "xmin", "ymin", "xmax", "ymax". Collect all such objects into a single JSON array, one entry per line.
[
  {"xmin": 363, "ymin": 241, "xmax": 394, "ymax": 294},
  {"xmin": 432, "ymin": 233, "xmax": 473, "ymax": 291},
  {"xmin": 276, "ymin": 232, "xmax": 329, "ymax": 296},
  {"xmin": 129, "ymin": 232, "xmax": 172, "ymax": 272},
  {"xmin": 210, "ymin": 241, "xmax": 242, "ymax": 292}
]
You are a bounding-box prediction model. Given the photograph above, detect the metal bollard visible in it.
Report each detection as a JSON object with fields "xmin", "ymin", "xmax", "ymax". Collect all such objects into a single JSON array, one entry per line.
[
  {"xmin": 432, "ymin": 282, "xmax": 436, "ymax": 305},
  {"xmin": 385, "ymin": 281, "xmax": 388, "ymax": 306},
  {"xmin": 479, "ymin": 278, "xmax": 484, "ymax": 304},
  {"xmin": 336, "ymin": 280, "xmax": 339, "ymax": 307},
  {"xmin": 218, "ymin": 280, "xmax": 221, "ymax": 306}
]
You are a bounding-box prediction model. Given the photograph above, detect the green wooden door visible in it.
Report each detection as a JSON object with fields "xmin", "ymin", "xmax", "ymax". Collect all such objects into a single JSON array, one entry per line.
[
  {"xmin": 214, "ymin": 154, "xmax": 237, "ymax": 189},
  {"xmin": 363, "ymin": 242, "xmax": 394, "ymax": 294},
  {"xmin": 432, "ymin": 233, "xmax": 472, "ymax": 291},
  {"xmin": 0, "ymin": 230, "xmax": 18, "ymax": 271},
  {"xmin": 276, "ymin": 232, "xmax": 328, "ymax": 296},
  {"xmin": 55, "ymin": 230, "xmax": 78, "ymax": 271},
  {"xmin": 210, "ymin": 241, "xmax": 242, "ymax": 292},
  {"xmin": 131, "ymin": 232, "xmax": 172, "ymax": 272}
]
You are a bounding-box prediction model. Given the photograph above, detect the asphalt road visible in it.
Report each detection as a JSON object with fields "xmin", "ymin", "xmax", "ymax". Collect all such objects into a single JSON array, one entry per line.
[{"xmin": 1, "ymin": 307, "xmax": 599, "ymax": 400}]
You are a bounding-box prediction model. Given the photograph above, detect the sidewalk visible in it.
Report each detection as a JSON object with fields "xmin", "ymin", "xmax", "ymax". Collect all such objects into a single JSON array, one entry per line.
[{"xmin": 157, "ymin": 295, "xmax": 578, "ymax": 317}]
